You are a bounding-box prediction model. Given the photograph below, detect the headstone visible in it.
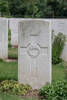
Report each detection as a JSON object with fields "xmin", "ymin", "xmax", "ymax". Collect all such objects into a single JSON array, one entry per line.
[
  {"xmin": 9, "ymin": 18, "xmax": 32, "ymax": 46},
  {"xmin": 18, "ymin": 19, "xmax": 52, "ymax": 89},
  {"xmin": 0, "ymin": 18, "xmax": 8, "ymax": 59},
  {"xmin": 9, "ymin": 18, "xmax": 19, "ymax": 46},
  {"xmin": 51, "ymin": 19, "xmax": 67, "ymax": 61},
  {"xmin": 51, "ymin": 19, "xmax": 67, "ymax": 36}
]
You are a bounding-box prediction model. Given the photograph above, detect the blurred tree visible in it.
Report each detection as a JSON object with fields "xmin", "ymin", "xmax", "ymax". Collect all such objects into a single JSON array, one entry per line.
[
  {"xmin": 36, "ymin": 0, "xmax": 52, "ymax": 18},
  {"xmin": 0, "ymin": 0, "xmax": 9, "ymax": 17},
  {"xmin": 0, "ymin": 0, "xmax": 67, "ymax": 18},
  {"xmin": 24, "ymin": 0, "xmax": 38, "ymax": 18}
]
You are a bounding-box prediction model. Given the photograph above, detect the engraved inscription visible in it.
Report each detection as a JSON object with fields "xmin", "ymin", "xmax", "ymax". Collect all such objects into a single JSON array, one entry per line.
[
  {"xmin": 30, "ymin": 31, "xmax": 41, "ymax": 36},
  {"xmin": 27, "ymin": 44, "xmax": 40, "ymax": 58}
]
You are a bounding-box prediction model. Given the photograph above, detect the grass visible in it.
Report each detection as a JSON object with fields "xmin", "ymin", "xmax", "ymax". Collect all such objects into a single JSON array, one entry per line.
[
  {"xmin": 0, "ymin": 92, "xmax": 22, "ymax": 100},
  {"xmin": 52, "ymin": 63, "xmax": 66, "ymax": 81},
  {"xmin": 8, "ymin": 47, "xmax": 18, "ymax": 59},
  {"xmin": 8, "ymin": 29, "xmax": 18, "ymax": 59},
  {"xmin": 0, "ymin": 92, "xmax": 38, "ymax": 100},
  {"xmin": 0, "ymin": 60, "xmax": 66, "ymax": 82},
  {"xmin": 0, "ymin": 60, "xmax": 18, "ymax": 81},
  {"xmin": 8, "ymin": 29, "xmax": 11, "ymax": 48}
]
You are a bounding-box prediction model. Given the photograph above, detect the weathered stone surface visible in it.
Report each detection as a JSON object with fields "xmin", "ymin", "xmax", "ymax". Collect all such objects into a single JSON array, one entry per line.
[
  {"xmin": 0, "ymin": 18, "xmax": 8, "ymax": 59},
  {"xmin": 18, "ymin": 19, "xmax": 52, "ymax": 89},
  {"xmin": 9, "ymin": 18, "xmax": 19, "ymax": 46},
  {"xmin": 51, "ymin": 19, "xmax": 67, "ymax": 35},
  {"xmin": 9, "ymin": 18, "xmax": 33, "ymax": 46}
]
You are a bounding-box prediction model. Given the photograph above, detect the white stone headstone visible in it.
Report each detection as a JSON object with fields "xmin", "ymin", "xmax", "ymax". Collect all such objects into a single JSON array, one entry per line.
[
  {"xmin": 18, "ymin": 19, "xmax": 52, "ymax": 89},
  {"xmin": 9, "ymin": 18, "xmax": 33, "ymax": 46},
  {"xmin": 51, "ymin": 19, "xmax": 67, "ymax": 36},
  {"xmin": 0, "ymin": 18, "xmax": 8, "ymax": 59},
  {"xmin": 9, "ymin": 18, "xmax": 19, "ymax": 46},
  {"xmin": 51, "ymin": 19, "xmax": 67, "ymax": 61}
]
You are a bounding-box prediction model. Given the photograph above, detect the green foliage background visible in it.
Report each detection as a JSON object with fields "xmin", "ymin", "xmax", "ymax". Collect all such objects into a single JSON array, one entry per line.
[
  {"xmin": 39, "ymin": 80, "xmax": 67, "ymax": 100},
  {"xmin": 0, "ymin": 0, "xmax": 67, "ymax": 18}
]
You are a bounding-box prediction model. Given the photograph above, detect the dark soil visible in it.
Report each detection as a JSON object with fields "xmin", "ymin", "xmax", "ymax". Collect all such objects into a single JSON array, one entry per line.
[
  {"xmin": 22, "ymin": 89, "xmax": 43, "ymax": 99},
  {"xmin": 12, "ymin": 46, "xmax": 18, "ymax": 48},
  {"xmin": 4, "ymin": 58, "xmax": 17, "ymax": 62}
]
